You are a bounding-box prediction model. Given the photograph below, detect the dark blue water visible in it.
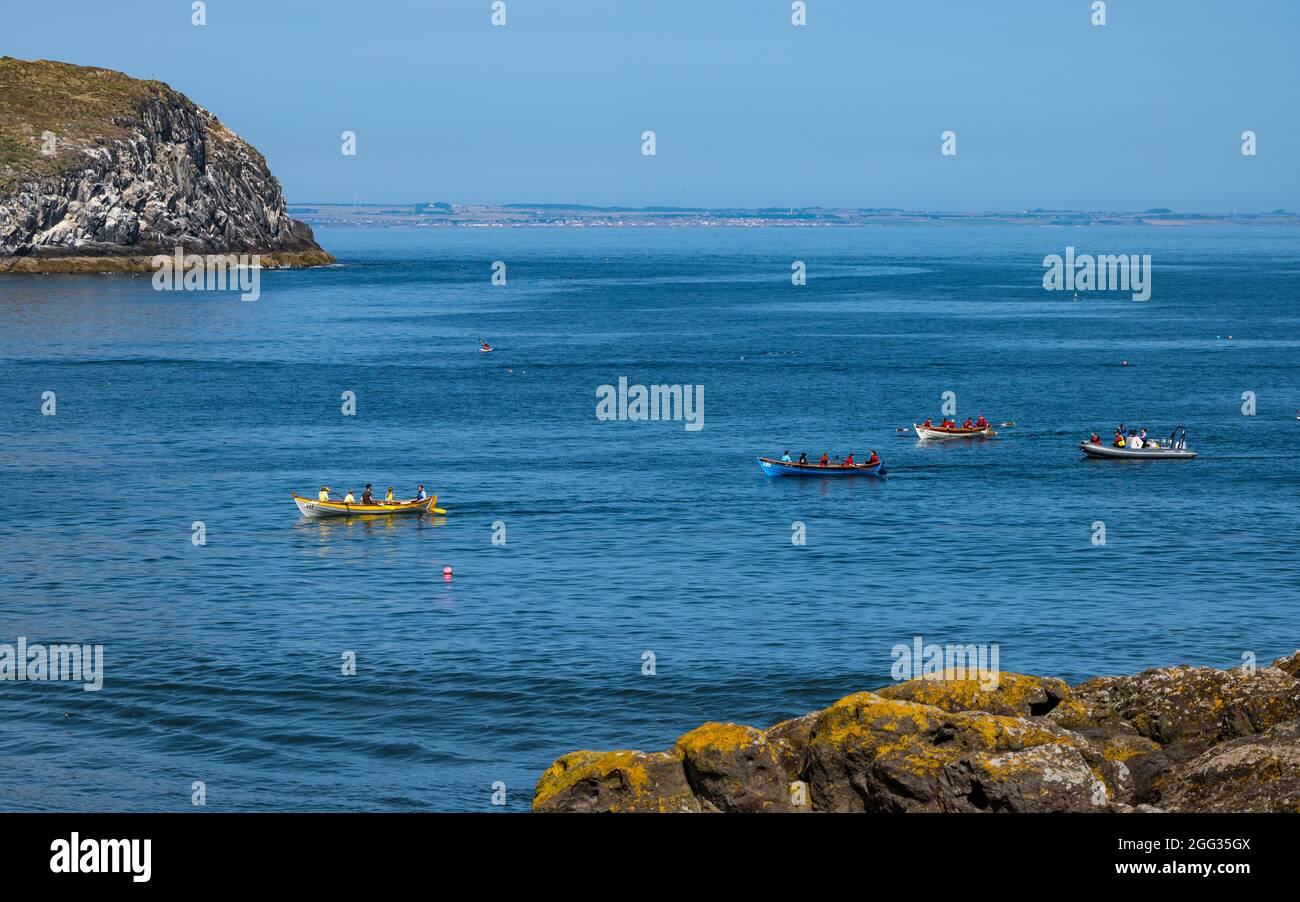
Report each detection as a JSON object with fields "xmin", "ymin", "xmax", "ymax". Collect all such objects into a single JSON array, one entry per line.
[{"xmin": 1, "ymin": 224, "xmax": 1297, "ymax": 811}]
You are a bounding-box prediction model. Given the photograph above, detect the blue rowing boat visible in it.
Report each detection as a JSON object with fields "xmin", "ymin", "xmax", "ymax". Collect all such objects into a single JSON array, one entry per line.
[{"xmin": 756, "ymin": 456, "xmax": 887, "ymax": 478}]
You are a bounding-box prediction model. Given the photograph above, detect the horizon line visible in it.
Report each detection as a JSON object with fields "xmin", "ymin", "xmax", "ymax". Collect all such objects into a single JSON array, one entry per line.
[{"xmin": 286, "ymin": 202, "xmax": 1298, "ymax": 217}]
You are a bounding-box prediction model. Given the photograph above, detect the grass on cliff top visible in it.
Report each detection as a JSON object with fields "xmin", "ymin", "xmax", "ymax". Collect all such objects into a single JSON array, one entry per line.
[{"xmin": 0, "ymin": 57, "xmax": 177, "ymax": 191}]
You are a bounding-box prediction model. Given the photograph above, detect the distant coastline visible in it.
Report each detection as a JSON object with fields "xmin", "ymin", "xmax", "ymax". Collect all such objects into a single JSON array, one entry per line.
[{"xmin": 290, "ymin": 202, "xmax": 1300, "ymax": 229}]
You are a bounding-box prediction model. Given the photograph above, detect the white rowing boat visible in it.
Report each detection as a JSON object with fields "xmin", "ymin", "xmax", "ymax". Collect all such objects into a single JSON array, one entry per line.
[{"xmin": 913, "ymin": 423, "xmax": 995, "ymax": 440}]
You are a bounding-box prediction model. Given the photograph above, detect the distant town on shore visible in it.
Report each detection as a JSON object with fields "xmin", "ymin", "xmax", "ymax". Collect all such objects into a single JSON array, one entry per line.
[{"xmin": 288, "ymin": 202, "xmax": 1300, "ymax": 228}]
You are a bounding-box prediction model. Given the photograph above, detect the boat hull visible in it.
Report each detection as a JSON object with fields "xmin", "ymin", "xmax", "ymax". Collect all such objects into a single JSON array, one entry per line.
[
  {"xmin": 1078, "ymin": 442, "xmax": 1196, "ymax": 460},
  {"xmin": 756, "ymin": 457, "xmax": 886, "ymax": 477},
  {"xmin": 914, "ymin": 424, "xmax": 993, "ymax": 440},
  {"xmin": 292, "ymin": 494, "xmax": 443, "ymax": 517}
]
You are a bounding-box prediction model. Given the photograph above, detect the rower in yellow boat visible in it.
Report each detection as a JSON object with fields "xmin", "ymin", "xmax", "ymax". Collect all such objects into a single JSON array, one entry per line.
[
  {"xmin": 385, "ymin": 486, "xmax": 395, "ymax": 503},
  {"xmin": 318, "ymin": 486, "xmax": 332, "ymax": 501},
  {"xmin": 343, "ymin": 489, "xmax": 356, "ymax": 503}
]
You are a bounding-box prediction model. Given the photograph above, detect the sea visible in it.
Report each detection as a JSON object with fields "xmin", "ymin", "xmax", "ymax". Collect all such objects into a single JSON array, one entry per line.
[{"xmin": 1, "ymin": 223, "xmax": 1297, "ymax": 811}]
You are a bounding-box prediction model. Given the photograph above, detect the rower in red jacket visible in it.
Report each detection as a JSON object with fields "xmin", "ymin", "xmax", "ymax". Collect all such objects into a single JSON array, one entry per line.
[
  {"xmin": 867, "ymin": 450, "xmax": 880, "ymax": 466},
  {"xmin": 844, "ymin": 453, "xmax": 855, "ymax": 467},
  {"xmin": 975, "ymin": 414, "xmax": 987, "ymax": 428},
  {"xmin": 818, "ymin": 452, "xmax": 829, "ymax": 466}
]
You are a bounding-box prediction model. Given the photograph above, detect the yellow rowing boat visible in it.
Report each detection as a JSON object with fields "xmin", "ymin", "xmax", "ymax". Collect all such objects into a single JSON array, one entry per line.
[{"xmin": 291, "ymin": 493, "xmax": 445, "ymax": 518}]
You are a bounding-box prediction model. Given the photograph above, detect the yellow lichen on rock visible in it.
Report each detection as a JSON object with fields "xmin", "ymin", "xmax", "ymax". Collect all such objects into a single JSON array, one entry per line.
[
  {"xmin": 675, "ymin": 721, "xmax": 794, "ymax": 812},
  {"xmin": 803, "ymin": 690, "xmax": 1102, "ymax": 811},
  {"xmin": 675, "ymin": 722, "xmax": 762, "ymax": 757},
  {"xmin": 532, "ymin": 748, "xmax": 699, "ymax": 813},
  {"xmin": 1094, "ymin": 733, "xmax": 1161, "ymax": 763},
  {"xmin": 531, "ymin": 656, "xmax": 1300, "ymax": 813},
  {"xmin": 875, "ymin": 671, "xmax": 1070, "ymax": 718},
  {"xmin": 814, "ymin": 692, "xmax": 942, "ymax": 747}
]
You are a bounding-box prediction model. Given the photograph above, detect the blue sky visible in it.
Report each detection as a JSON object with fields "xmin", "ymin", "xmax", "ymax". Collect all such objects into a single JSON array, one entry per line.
[{"xmin": 6, "ymin": 0, "xmax": 1298, "ymax": 210}]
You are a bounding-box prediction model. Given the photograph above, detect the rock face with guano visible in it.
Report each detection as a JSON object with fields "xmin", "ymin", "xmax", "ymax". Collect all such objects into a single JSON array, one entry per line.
[{"xmin": 0, "ymin": 57, "xmax": 333, "ymax": 273}]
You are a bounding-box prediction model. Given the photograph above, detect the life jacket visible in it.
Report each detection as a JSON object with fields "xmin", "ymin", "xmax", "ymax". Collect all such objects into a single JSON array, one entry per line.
[
  {"xmin": 385, "ymin": 491, "xmax": 394, "ymax": 502},
  {"xmin": 1114, "ymin": 436, "xmax": 1126, "ymax": 448}
]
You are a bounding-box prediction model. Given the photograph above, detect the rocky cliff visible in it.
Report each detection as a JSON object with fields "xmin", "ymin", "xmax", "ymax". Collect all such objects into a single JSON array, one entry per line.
[
  {"xmin": 0, "ymin": 57, "xmax": 333, "ymax": 272},
  {"xmin": 533, "ymin": 652, "xmax": 1300, "ymax": 813}
]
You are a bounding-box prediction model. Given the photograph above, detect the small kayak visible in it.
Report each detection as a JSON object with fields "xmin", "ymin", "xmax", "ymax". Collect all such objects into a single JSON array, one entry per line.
[
  {"xmin": 756, "ymin": 457, "xmax": 886, "ymax": 477},
  {"xmin": 914, "ymin": 423, "xmax": 994, "ymax": 440},
  {"xmin": 292, "ymin": 493, "xmax": 445, "ymax": 517},
  {"xmin": 1079, "ymin": 442, "xmax": 1196, "ymax": 460}
]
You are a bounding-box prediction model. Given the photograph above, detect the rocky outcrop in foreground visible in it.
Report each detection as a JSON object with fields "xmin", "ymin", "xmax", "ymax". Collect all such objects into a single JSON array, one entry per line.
[
  {"xmin": 533, "ymin": 653, "xmax": 1300, "ymax": 813},
  {"xmin": 0, "ymin": 57, "xmax": 333, "ymax": 272}
]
